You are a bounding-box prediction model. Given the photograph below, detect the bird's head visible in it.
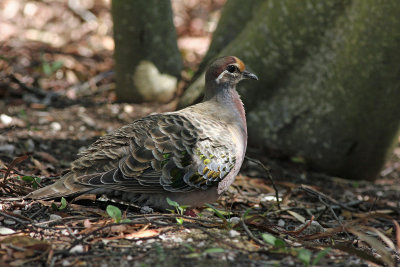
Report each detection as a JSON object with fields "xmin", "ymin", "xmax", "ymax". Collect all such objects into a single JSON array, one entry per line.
[{"xmin": 205, "ymin": 56, "xmax": 258, "ymax": 89}]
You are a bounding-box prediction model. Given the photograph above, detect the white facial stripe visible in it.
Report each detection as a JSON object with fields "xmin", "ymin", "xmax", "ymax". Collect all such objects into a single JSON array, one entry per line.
[{"xmin": 215, "ymin": 70, "xmax": 228, "ymax": 84}]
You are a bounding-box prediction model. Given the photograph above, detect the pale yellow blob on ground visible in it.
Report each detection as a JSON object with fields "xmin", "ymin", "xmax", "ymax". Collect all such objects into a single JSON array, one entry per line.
[{"xmin": 133, "ymin": 60, "xmax": 177, "ymax": 103}]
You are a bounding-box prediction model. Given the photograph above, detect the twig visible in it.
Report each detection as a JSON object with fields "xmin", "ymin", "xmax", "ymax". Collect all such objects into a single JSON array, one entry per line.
[
  {"xmin": 300, "ymin": 184, "xmax": 357, "ymax": 212},
  {"xmin": 240, "ymin": 216, "xmax": 265, "ymax": 246},
  {"xmin": 286, "ymin": 216, "xmax": 314, "ymax": 236},
  {"xmin": 63, "ymin": 223, "xmax": 81, "ymax": 242},
  {"xmin": 300, "ymin": 186, "xmax": 352, "ymax": 239},
  {"xmin": 29, "ymin": 206, "xmax": 48, "ymax": 219},
  {"xmin": 0, "ymin": 154, "xmax": 31, "ymax": 186},
  {"xmin": 9, "ymin": 74, "xmax": 47, "ymax": 97},
  {"xmin": 0, "ymin": 210, "xmax": 30, "ymax": 227},
  {"xmin": 245, "ymin": 156, "xmax": 281, "ymax": 210},
  {"xmin": 392, "ymin": 220, "xmax": 400, "ymax": 253},
  {"xmin": 68, "ymin": 70, "xmax": 114, "ymax": 97}
]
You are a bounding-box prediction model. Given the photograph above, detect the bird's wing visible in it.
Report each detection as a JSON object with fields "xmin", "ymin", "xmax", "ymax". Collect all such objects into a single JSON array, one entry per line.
[{"xmin": 71, "ymin": 113, "xmax": 236, "ymax": 193}]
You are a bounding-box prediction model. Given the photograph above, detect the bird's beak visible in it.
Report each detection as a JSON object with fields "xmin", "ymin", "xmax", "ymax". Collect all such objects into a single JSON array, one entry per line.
[{"xmin": 242, "ymin": 70, "xmax": 258, "ymax": 80}]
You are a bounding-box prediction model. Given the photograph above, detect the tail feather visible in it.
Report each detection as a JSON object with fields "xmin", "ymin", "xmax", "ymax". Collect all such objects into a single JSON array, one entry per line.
[{"xmin": 26, "ymin": 173, "xmax": 91, "ymax": 200}]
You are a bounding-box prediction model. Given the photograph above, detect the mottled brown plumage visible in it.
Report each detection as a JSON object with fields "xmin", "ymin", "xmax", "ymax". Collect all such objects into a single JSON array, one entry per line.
[{"xmin": 26, "ymin": 56, "xmax": 258, "ymax": 209}]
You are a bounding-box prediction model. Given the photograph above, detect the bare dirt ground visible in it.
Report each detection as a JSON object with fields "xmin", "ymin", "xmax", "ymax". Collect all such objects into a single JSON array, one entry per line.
[{"xmin": 1, "ymin": 1, "xmax": 400, "ymax": 266}]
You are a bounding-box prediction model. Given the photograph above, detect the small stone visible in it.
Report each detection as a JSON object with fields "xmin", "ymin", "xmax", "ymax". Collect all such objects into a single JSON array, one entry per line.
[
  {"xmin": 295, "ymin": 220, "xmax": 325, "ymax": 235},
  {"xmin": 12, "ymin": 210, "xmax": 22, "ymax": 215},
  {"xmin": 228, "ymin": 229, "xmax": 240, "ymax": 238},
  {"xmin": 61, "ymin": 229, "xmax": 69, "ymax": 236},
  {"xmin": 38, "ymin": 117, "xmax": 49, "ymax": 125},
  {"xmin": 140, "ymin": 206, "xmax": 153, "ymax": 214},
  {"xmin": 170, "ymin": 236, "xmax": 183, "ymax": 243},
  {"xmin": 69, "ymin": 245, "xmax": 84, "ymax": 253},
  {"xmin": 0, "ymin": 114, "xmax": 13, "ymax": 125},
  {"xmin": 278, "ymin": 219, "xmax": 285, "ymax": 227},
  {"xmin": 3, "ymin": 219, "xmax": 16, "ymax": 225},
  {"xmin": 158, "ymin": 234, "xmax": 167, "ymax": 240},
  {"xmin": 79, "ymin": 113, "xmax": 96, "ymax": 127},
  {"xmin": 0, "ymin": 144, "xmax": 15, "ymax": 155},
  {"xmin": 123, "ymin": 105, "xmax": 134, "ymax": 113},
  {"xmin": 0, "ymin": 226, "xmax": 16, "ymax": 235},
  {"xmin": 50, "ymin": 122, "xmax": 62, "ymax": 131},
  {"xmin": 261, "ymin": 194, "xmax": 281, "ymax": 202},
  {"xmin": 49, "ymin": 214, "xmax": 62, "ymax": 221},
  {"xmin": 227, "ymin": 217, "xmax": 240, "ymax": 225},
  {"xmin": 25, "ymin": 139, "xmax": 35, "ymax": 152}
]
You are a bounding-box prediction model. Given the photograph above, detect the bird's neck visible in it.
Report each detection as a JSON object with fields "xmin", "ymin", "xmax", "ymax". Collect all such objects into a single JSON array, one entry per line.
[{"xmin": 204, "ymin": 83, "xmax": 247, "ymax": 136}]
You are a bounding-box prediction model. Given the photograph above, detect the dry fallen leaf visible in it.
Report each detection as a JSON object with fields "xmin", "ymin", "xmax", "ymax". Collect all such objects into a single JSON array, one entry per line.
[
  {"xmin": 0, "ymin": 236, "xmax": 50, "ymax": 261},
  {"xmin": 124, "ymin": 229, "xmax": 159, "ymax": 240},
  {"xmin": 35, "ymin": 151, "xmax": 58, "ymax": 164}
]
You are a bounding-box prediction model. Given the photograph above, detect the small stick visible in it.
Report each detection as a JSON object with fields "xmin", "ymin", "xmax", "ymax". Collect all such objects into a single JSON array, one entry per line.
[{"xmin": 245, "ymin": 156, "xmax": 281, "ymax": 210}]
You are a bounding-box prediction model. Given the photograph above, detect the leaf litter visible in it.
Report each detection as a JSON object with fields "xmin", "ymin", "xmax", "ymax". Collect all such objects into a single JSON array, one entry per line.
[{"xmin": 1, "ymin": 0, "xmax": 400, "ymax": 266}]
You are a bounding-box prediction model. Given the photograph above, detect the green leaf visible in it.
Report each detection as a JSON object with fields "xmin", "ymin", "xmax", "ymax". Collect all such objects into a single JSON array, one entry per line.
[
  {"xmin": 51, "ymin": 203, "xmax": 58, "ymax": 210},
  {"xmin": 261, "ymin": 233, "xmax": 286, "ymax": 248},
  {"xmin": 52, "ymin": 61, "xmax": 64, "ymax": 71},
  {"xmin": 203, "ymin": 247, "xmax": 225, "ymax": 254},
  {"xmin": 290, "ymin": 156, "xmax": 306, "ymax": 164},
  {"xmin": 178, "ymin": 205, "xmax": 188, "ymax": 215},
  {"xmin": 166, "ymin": 208, "xmax": 176, "ymax": 214},
  {"xmin": 186, "ymin": 253, "xmax": 201, "ymax": 258},
  {"xmin": 42, "ymin": 59, "xmax": 63, "ymax": 76},
  {"xmin": 21, "ymin": 176, "xmax": 41, "ymax": 189},
  {"xmin": 106, "ymin": 205, "xmax": 122, "ymax": 223},
  {"xmin": 205, "ymin": 206, "xmax": 233, "ymax": 216},
  {"xmin": 21, "ymin": 176, "xmax": 34, "ymax": 182},
  {"xmin": 43, "ymin": 62, "xmax": 51, "ymax": 76},
  {"xmin": 166, "ymin": 197, "xmax": 187, "ymax": 216},
  {"xmin": 274, "ymin": 238, "xmax": 286, "ymax": 248},
  {"xmin": 311, "ymin": 248, "xmax": 331, "ymax": 266},
  {"xmin": 0, "ymin": 55, "xmax": 10, "ymax": 62},
  {"xmin": 262, "ymin": 233, "xmax": 277, "ymax": 245},
  {"xmin": 176, "ymin": 217, "xmax": 184, "ymax": 225},
  {"xmin": 183, "ymin": 243, "xmax": 196, "ymax": 252},
  {"xmin": 205, "ymin": 204, "xmax": 227, "ymax": 220},
  {"xmin": 59, "ymin": 197, "xmax": 67, "ymax": 210},
  {"xmin": 296, "ymin": 248, "xmax": 312, "ymax": 267},
  {"xmin": 243, "ymin": 208, "xmax": 252, "ymax": 218},
  {"xmin": 166, "ymin": 197, "xmax": 179, "ymax": 208}
]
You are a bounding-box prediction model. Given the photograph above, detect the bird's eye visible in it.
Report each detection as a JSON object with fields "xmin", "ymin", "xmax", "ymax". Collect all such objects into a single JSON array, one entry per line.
[{"xmin": 226, "ymin": 65, "xmax": 237, "ymax": 73}]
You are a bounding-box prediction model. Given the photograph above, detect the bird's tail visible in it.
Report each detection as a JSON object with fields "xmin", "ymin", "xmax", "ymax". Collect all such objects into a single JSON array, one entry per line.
[{"xmin": 25, "ymin": 173, "xmax": 90, "ymax": 200}]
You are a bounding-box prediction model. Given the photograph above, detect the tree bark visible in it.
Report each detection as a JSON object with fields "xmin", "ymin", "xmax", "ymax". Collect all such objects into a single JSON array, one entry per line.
[
  {"xmin": 179, "ymin": 0, "xmax": 400, "ymax": 180},
  {"xmin": 178, "ymin": 0, "xmax": 350, "ymax": 108},
  {"xmin": 112, "ymin": 0, "xmax": 182, "ymax": 103},
  {"xmin": 197, "ymin": 0, "xmax": 263, "ymax": 74}
]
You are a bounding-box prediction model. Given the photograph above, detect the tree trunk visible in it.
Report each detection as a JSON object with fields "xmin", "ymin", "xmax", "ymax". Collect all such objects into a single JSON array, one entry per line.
[
  {"xmin": 179, "ymin": 0, "xmax": 400, "ymax": 180},
  {"xmin": 197, "ymin": 0, "xmax": 263, "ymax": 75},
  {"xmin": 112, "ymin": 0, "xmax": 182, "ymax": 103},
  {"xmin": 178, "ymin": 0, "xmax": 350, "ymax": 108}
]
